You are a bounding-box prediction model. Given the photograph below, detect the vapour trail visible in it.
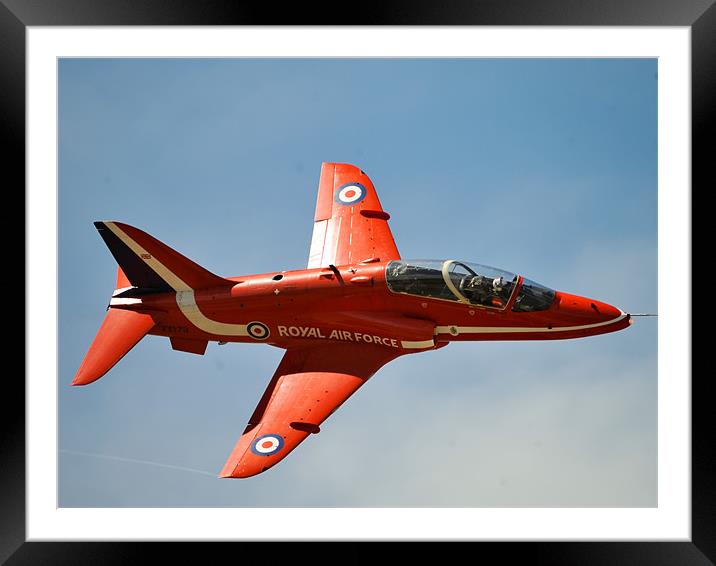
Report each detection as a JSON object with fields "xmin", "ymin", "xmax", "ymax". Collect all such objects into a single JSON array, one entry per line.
[{"xmin": 60, "ymin": 448, "xmax": 217, "ymax": 478}]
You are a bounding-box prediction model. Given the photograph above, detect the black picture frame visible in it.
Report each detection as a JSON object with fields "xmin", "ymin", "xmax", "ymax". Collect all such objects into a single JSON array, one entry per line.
[{"xmin": 6, "ymin": 1, "xmax": 707, "ymax": 563}]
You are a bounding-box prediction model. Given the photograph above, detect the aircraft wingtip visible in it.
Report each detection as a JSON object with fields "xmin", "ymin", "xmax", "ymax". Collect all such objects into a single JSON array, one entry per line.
[
  {"xmin": 218, "ymin": 462, "xmax": 266, "ymax": 479},
  {"xmin": 218, "ymin": 462, "xmax": 237, "ymax": 479},
  {"xmin": 72, "ymin": 367, "xmax": 100, "ymax": 386},
  {"xmin": 71, "ymin": 373, "xmax": 90, "ymax": 386}
]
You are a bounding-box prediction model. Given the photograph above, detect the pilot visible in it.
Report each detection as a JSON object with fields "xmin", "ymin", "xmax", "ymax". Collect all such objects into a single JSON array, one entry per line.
[
  {"xmin": 463, "ymin": 275, "xmax": 491, "ymax": 305},
  {"xmin": 485, "ymin": 276, "xmax": 507, "ymax": 306}
]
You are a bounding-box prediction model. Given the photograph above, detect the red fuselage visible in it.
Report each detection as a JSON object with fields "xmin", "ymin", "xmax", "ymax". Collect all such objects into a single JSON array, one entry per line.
[{"xmin": 122, "ymin": 260, "xmax": 630, "ymax": 353}]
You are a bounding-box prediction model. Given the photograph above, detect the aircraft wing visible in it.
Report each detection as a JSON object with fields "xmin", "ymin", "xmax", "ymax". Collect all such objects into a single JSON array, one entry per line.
[
  {"xmin": 307, "ymin": 162, "xmax": 400, "ymax": 268},
  {"xmin": 219, "ymin": 343, "xmax": 401, "ymax": 478}
]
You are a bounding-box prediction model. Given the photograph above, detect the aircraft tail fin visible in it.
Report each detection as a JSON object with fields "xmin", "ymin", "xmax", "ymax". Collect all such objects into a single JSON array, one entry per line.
[
  {"xmin": 94, "ymin": 221, "xmax": 234, "ymax": 292},
  {"xmin": 73, "ymin": 221, "xmax": 235, "ymax": 386},
  {"xmin": 72, "ymin": 308, "xmax": 162, "ymax": 386}
]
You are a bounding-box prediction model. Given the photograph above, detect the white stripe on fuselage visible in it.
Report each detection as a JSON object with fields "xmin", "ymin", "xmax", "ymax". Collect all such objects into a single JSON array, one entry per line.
[
  {"xmin": 400, "ymin": 339, "xmax": 435, "ymax": 349},
  {"xmin": 109, "ymin": 297, "xmax": 142, "ymax": 306},
  {"xmin": 104, "ymin": 222, "xmax": 250, "ymax": 337},
  {"xmin": 435, "ymin": 312, "xmax": 627, "ymax": 336}
]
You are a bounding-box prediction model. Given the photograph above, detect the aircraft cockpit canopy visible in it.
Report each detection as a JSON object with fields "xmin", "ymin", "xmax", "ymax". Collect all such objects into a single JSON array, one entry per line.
[
  {"xmin": 386, "ymin": 260, "xmax": 555, "ymax": 311},
  {"xmin": 512, "ymin": 277, "xmax": 557, "ymax": 312}
]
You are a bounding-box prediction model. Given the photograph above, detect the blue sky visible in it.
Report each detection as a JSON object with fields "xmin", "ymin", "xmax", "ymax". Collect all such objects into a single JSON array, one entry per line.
[{"xmin": 58, "ymin": 58, "xmax": 657, "ymax": 507}]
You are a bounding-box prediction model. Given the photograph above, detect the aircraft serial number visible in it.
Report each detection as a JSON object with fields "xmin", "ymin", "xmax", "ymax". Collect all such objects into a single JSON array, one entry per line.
[{"xmin": 158, "ymin": 324, "xmax": 189, "ymax": 334}]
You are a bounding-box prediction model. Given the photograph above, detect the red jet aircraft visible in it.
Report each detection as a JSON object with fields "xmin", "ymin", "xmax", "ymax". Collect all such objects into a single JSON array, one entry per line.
[{"xmin": 74, "ymin": 162, "xmax": 632, "ymax": 478}]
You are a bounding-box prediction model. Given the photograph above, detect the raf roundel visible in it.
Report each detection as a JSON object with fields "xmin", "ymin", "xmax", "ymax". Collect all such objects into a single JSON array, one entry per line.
[
  {"xmin": 246, "ymin": 321, "xmax": 270, "ymax": 340},
  {"xmin": 335, "ymin": 182, "xmax": 367, "ymax": 206},
  {"xmin": 251, "ymin": 434, "xmax": 284, "ymax": 457}
]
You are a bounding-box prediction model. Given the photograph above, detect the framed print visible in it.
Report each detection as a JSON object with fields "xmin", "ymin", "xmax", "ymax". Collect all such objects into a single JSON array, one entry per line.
[{"xmin": 7, "ymin": 1, "xmax": 709, "ymax": 563}]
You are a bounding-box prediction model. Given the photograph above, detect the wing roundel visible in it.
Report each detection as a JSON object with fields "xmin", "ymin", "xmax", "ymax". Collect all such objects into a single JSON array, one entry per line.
[{"xmin": 307, "ymin": 163, "xmax": 400, "ymax": 268}]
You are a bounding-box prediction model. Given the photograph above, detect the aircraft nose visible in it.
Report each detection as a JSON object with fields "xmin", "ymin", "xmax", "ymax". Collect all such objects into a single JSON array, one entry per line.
[{"xmin": 554, "ymin": 292, "xmax": 624, "ymax": 324}]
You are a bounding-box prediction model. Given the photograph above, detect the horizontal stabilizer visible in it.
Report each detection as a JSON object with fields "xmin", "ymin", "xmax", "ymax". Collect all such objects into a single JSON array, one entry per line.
[{"xmin": 72, "ymin": 308, "xmax": 162, "ymax": 386}]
